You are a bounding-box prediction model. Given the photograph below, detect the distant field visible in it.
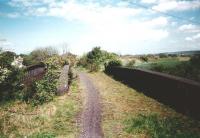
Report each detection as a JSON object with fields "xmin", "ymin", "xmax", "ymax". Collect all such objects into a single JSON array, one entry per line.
[
  {"xmin": 136, "ymin": 58, "xmax": 183, "ymax": 70},
  {"xmin": 134, "ymin": 56, "xmax": 200, "ymax": 83}
]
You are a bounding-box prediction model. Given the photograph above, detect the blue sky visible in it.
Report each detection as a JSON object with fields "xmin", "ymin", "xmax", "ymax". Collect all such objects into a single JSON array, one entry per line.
[{"xmin": 0, "ymin": 0, "xmax": 200, "ymax": 55}]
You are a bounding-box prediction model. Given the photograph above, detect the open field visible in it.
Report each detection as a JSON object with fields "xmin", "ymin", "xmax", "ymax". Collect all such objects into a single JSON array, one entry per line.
[
  {"xmin": 0, "ymin": 80, "xmax": 82, "ymax": 138},
  {"xmin": 89, "ymin": 72, "xmax": 200, "ymax": 138},
  {"xmin": 136, "ymin": 58, "xmax": 183, "ymax": 70}
]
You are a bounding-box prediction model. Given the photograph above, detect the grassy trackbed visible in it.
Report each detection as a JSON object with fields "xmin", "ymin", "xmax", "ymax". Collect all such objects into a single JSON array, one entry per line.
[
  {"xmin": 0, "ymin": 80, "xmax": 82, "ymax": 138},
  {"xmin": 89, "ymin": 72, "xmax": 200, "ymax": 138}
]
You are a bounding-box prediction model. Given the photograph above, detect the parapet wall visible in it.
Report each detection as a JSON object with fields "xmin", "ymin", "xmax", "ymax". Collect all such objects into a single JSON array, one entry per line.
[{"xmin": 105, "ymin": 67, "xmax": 200, "ymax": 120}]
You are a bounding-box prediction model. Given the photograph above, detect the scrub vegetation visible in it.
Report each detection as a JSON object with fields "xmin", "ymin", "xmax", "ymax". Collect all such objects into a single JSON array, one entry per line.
[
  {"xmin": 89, "ymin": 72, "xmax": 200, "ymax": 138},
  {"xmin": 0, "ymin": 79, "xmax": 82, "ymax": 137},
  {"xmin": 0, "ymin": 46, "xmax": 82, "ymax": 137}
]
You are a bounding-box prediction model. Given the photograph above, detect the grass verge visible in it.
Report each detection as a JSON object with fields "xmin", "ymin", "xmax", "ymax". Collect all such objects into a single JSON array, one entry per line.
[
  {"xmin": 89, "ymin": 72, "xmax": 200, "ymax": 138},
  {"xmin": 0, "ymin": 79, "xmax": 82, "ymax": 138}
]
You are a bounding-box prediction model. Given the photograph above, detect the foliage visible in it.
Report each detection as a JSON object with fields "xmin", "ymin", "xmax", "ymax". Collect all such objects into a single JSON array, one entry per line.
[
  {"xmin": 0, "ymin": 50, "xmax": 25, "ymax": 101},
  {"xmin": 86, "ymin": 47, "xmax": 104, "ymax": 71},
  {"xmin": 30, "ymin": 56, "xmax": 61, "ymax": 105},
  {"xmin": 29, "ymin": 132, "xmax": 56, "ymax": 138},
  {"xmin": 147, "ymin": 55, "xmax": 200, "ymax": 82},
  {"xmin": 126, "ymin": 59, "xmax": 136, "ymax": 68},
  {"xmin": 0, "ymin": 79, "xmax": 81, "ymax": 137},
  {"xmin": 23, "ymin": 47, "xmax": 59, "ymax": 66},
  {"xmin": 61, "ymin": 52, "xmax": 77, "ymax": 67},
  {"xmin": 0, "ymin": 51, "xmax": 16, "ymax": 68},
  {"xmin": 77, "ymin": 47, "xmax": 119, "ymax": 72},
  {"xmin": 105, "ymin": 59, "xmax": 122, "ymax": 70},
  {"xmin": 124, "ymin": 114, "xmax": 200, "ymax": 138},
  {"xmin": 77, "ymin": 54, "xmax": 88, "ymax": 68},
  {"xmin": 0, "ymin": 67, "xmax": 11, "ymax": 84},
  {"xmin": 159, "ymin": 53, "xmax": 168, "ymax": 58},
  {"xmin": 140, "ymin": 56, "xmax": 148, "ymax": 62}
]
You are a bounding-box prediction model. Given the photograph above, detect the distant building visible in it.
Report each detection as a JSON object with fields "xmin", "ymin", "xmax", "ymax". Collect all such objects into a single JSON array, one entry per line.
[{"xmin": 11, "ymin": 56, "xmax": 24, "ymax": 68}]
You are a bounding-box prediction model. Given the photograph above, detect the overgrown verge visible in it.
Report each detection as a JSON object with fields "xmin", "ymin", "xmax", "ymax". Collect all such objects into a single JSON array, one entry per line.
[
  {"xmin": 124, "ymin": 114, "xmax": 200, "ymax": 138},
  {"xmin": 21, "ymin": 56, "xmax": 63, "ymax": 106},
  {"xmin": 89, "ymin": 72, "xmax": 200, "ymax": 138},
  {"xmin": 0, "ymin": 78, "xmax": 82, "ymax": 137}
]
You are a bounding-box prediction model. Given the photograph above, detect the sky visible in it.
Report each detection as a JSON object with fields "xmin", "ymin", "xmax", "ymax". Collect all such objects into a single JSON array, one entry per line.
[{"xmin": 0, "ymin": 0, "xmax": 200, "ymax": 55}]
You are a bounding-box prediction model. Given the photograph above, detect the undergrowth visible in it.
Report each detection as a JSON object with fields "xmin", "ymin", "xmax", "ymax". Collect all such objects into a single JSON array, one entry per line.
[{"xmin": 124, "ymin": 113, "xmax": 200, "ymax": 138}]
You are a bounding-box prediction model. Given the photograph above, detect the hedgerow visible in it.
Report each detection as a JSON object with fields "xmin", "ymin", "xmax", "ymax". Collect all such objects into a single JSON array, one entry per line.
[{"xmin": 30, "ymin": 56, "xmax": 63, "ymax": 105}]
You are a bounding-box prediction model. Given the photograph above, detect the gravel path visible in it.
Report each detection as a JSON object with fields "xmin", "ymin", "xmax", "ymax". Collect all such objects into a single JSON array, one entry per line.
[{"xmin": 79, "ymin": 72, "xmax": 103, "ymax": 138}]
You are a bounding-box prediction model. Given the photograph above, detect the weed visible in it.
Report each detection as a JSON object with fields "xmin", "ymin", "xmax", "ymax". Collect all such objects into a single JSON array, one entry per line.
[
  {"xmin": 29, "ymin": 132, "xmax": 56, "ymax": 138},
  {"xmin": 124, "ymin": 114, "xmax": 200, "ymax": 138}
]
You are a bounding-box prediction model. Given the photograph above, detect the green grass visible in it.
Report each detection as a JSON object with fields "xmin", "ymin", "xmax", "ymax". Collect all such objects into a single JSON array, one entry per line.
[
  {"xmin": 89, "ymin": 72, "xmax": 200, "ymax": 138},
  {"xmin": 0, "ymin": 79, "xmax": 82, "ymax": 138},
  {"xmin": 28, "ymin": 132, "xmax": 56, "ymax": 138},
  {"xmin": 136, "ymin": 58, "xmax": 182, "ymax": 70},
  {"xmin": 124, "ymin": 114, "xmax": 200, "ymax": 138}
]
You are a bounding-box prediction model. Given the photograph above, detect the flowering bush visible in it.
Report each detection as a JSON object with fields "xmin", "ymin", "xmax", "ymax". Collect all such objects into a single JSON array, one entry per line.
[
  {"xmin": 30, "ymin": 56, "xmax": 62, "ymax": 105},
  {"xmin": 0, "ymin": 66, "xmax": 11, "ymax": 84}
]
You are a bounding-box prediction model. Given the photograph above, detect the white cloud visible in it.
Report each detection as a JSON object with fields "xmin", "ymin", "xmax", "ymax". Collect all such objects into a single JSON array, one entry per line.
[
  {"xmin": 153, "ymin": 0, "xmax": 200, "ymax": 12},
  {"xmin": 7, "ymin": 0, "xmax": 170, "ymax": 54},
  {"xmin": 185, "ymin": 33, "xmax": 200, "ymax": 41},
  {"xmin": 179, "ymin": 24, "xmax": 200, "ymax": 33},
  {"xmin": 0, "ymin": 38, "xmax": 13, "ymax": 51},
  {"xmin": 141, "ymin": 0, "xmax": 158, "ymax": 4},
  {"xmin": 143, "ymin": 16, "xmax": 168, "ymax": 27},
  {"xmin": 185, "ymin": 37, "xmax": 193, "ymax": 41},
  {"xmin": 193, "ymin": 33, "xmax": 200, "ymax": 39}
]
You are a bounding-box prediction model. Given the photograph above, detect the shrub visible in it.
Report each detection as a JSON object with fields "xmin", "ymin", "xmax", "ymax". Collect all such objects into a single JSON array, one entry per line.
[
  {"xmin": 140, "ymin": 56, "xmax": 148, "ymax": 62},
  {"xmin": 105, "ymin": 59, "xmax": 122, "ymax": 70},
  {"xmin": 159, "ymin": 53, "xmax": 168, "ymax": 58},
  {"xmin": 0, "ymin": 65, "xmax": 25, "ymax": 101},
  {"xmin": 77, "ymin": 47, "xmax": 120, "ymax": 72},
  {"xmin": 21, "ymin": 56, "xmax": 62, "ymax": 105},
  {"xmin": 23, "ymin": 47, "xmax": 59, "ymax": 66},
  {"xmin": 0, "ymin": 51, "xmax": 16, "ymax": 69},
  {"xmin": 86, "ymin": 47, "xmax": 104, "ymax": 72},
  {"xmin": 77, "ymin": 54, "xmax": 88, "ymax": 68},
  {"xmin": 126, "ymin": 59, "xmax": 136, "ymax": 68}
]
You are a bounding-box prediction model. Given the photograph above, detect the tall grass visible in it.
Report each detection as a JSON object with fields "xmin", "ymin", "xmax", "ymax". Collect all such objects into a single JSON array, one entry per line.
[{"xmin": 124, "ymin": 114, "xmax": 200, "ymax": 138}]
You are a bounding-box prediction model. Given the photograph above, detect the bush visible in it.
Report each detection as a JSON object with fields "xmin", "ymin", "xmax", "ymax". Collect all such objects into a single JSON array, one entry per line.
[
  {"xmin": 0, "ymin": 67, "xmax": 25, "ymax": 101},
  {"xmin": 105, "ymin": 59, "xmax": 122, "ymax": 70},
  {"xmin": 126, "ymin": 59, "xmax": 136, "ymax": 68},
  {"xmin": 20, "ymin": 56, "xmax": 62, "ymax": 105},
  {"xmin": 77, "ymin": 47, "xmax": 120, "ymax": 72},
  {"xmin": 77, "ymin": 54, "xmax": 88, "ymax": 68},
  {"xmin": 159, "ymin": 53, "xmax": 168, "ymax": 58},
  {"xmin": 23, "ymin": 47, "xmax": 59, "ymax": 66},
  {"xmin": 140, "ymin": 56, "xmax": 148, "ymax": 62},
  {"xmin": 86, "ymin": 47, "xmax": 104, "ymax": 72},
  {"xmin": 0, "ymin": 51, "xmax": 16, "ymax": 69}
]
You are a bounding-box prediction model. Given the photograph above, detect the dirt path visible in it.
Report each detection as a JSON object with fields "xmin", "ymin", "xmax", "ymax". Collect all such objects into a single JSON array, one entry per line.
[{"xmin": 79, "ymin": 72, "xmax": 103, "ymax": 138}]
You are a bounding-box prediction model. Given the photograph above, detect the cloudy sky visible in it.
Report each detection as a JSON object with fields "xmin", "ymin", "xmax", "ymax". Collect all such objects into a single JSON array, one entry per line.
[{"xmin": 0, "ymin": 0, "xmax": 200, "ymax": 55}]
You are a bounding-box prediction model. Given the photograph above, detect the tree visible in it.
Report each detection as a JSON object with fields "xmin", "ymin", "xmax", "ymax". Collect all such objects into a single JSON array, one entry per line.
[
  {"xmin": 105, "ymin": 59, "xmax": 122, "ymax": 70},
  {"xmin": 23, "ymin": 46, "xmax": 59, "ymax": 66},
  {"xmin": 0, "ymin": 51, "xmax": 16, "ymax": 68},
  {"xmin": 86, "ymin": 47, "xmax": 104, "ymax": 71},
  {"xmin": 126, "ymin": 59, "xmax": 136, "ymax": 68},
  {"xmin": 140, "ymin": 56, "xmax": 148, "ymax": 62}
]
